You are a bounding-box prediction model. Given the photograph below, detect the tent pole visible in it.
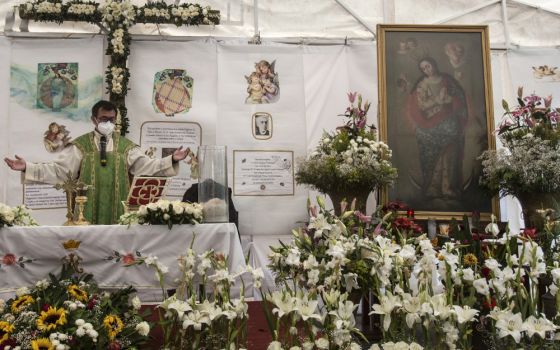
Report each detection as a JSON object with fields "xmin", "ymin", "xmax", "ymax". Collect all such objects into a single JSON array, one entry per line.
[
  {"xmin": 253, "ymin": 0, "xmax": 259, "ymax": 38},
  {"xmin": 501, "ymin": 0, "xmax": 511, "ymax": 49},
  {"xmin": 333, "ymin": 0, "xmax": 376, "ymax": 38}
]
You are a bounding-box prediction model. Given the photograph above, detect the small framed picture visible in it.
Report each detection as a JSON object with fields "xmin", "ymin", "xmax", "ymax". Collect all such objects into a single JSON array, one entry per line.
[{"xmin": 252, "ymin": 112, "xmax": 272, "ymax": 140}]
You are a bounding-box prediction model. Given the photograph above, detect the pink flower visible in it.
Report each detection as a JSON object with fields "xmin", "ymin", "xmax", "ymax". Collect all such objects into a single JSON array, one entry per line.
[
  {"xmin": 544, "ymin": 95, "xmax": 553, "ymax": 108},
  {"xmin": 347, "ymin": 92, "xmax": 357, "ymax": 103},
  {"xmin": 122, "ymin": 253, "xmax": 136, "ymax": 265},
  {"xmin": 354, "ymin": 211, "xmax": 371, "ymax": 224},
  {"xmin": 356, "ymin": 118, "xmax": 367, "ymax": 129},
  {"xmin": 308, "ymin": 205, "xmax": 318, "ymax": 218},
  {"xmin": 2, "ymin": 253, "xmax": 16, "ymax": 266}
]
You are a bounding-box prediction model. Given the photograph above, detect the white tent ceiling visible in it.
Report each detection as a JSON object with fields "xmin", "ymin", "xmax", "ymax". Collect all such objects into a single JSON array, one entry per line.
[{"xmin": 1, "ymin": 0, "xmax": 560, "ymax": 46}]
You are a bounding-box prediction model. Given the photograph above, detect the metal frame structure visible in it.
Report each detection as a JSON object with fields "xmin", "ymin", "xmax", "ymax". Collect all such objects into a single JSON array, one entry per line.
[{"xmin": 3, "ymin": 0, "xmax": 560, "ymax": 47}]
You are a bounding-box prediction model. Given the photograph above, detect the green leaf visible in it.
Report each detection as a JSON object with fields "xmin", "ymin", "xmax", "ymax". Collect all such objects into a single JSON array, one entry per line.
[{"xmin": 502, "ymin": 99, "xmax": 509, "ymax": 110}]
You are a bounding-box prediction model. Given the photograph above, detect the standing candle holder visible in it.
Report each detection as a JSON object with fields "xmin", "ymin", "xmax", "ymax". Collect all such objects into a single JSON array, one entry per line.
[{"xmin": 74, "ymin": 195, "xmax": 90, "ymax": 225}]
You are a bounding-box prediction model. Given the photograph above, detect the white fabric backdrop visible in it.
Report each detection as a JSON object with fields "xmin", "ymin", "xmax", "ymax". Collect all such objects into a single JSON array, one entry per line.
[
  {"xmin": 217, "ymin": 42, "xmax": 308, "ymax": 237},
  {"xmin": 5, "ymin": 37, "xmax": 103, "ymax": 224},
  {"xmin": 127, "ymin": 40, "xmax": 218, "ymax": 146},
  {"xmin": 0, "ymin": 37, "xmax": 10, "ymax": 203}
]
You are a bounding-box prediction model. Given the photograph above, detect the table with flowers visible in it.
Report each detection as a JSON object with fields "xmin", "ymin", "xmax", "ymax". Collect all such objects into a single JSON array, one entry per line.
[{"xmin": 0, "ymin": 223, "xmax": 245, "ymax": 301}]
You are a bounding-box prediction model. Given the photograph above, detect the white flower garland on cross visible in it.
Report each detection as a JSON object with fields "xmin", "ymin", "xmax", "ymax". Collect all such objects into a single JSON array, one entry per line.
[{"xmin": 19, "ymin": 0, "xmax": 220, "ymax": 134}]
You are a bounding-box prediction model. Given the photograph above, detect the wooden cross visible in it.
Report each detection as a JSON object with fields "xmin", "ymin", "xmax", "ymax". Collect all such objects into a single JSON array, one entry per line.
[{"xmin": 15, "ymin": 0, "xmax": 220, "ymax": 134}]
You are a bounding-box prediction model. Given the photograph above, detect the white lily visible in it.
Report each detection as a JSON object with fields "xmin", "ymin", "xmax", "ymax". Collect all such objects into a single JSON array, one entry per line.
[
  {"xmin": 522, "ymin": 315, "xmax": 557, "ymax": 339},
  {"xmin": 369, "ymin": 292, "xmax": 402, "ymax": 331},
  {"xmin": 495, "ymin": 312, "xmax": 523, "ymax": 343},
  {"xmin": 452, "ymin": 305, "xmax": 479, "ymax": 324}
]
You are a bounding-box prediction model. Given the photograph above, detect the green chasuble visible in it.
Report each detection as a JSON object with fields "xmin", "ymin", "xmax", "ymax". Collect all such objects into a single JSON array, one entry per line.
[{"xmin": 73, "ymin": 132, "xmax": 136, "ymax": 225}]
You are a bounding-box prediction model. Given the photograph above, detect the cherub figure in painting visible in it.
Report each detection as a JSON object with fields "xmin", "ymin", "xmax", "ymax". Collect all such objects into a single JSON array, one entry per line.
[
  {"xmin": 43, "ymin": 122, "xmax": 71, "ymax": 153},
  {"xmin": 245, "ymin": 72, "xmax": 266, "ymax": 104},
  {"xmin": 245, "ymin": 59, "xmax": 280, "ymax": 104}
]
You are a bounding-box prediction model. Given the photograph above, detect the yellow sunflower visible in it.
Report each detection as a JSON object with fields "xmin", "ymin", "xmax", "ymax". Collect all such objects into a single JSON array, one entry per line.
[
  {"xmin": 103, "ymin": 314, "xmax": 124, "ymax": 340},
  {"xmin": 36, "ymin": 307, "xmax": 67, "ymax": 332},
  {"xmin": 11, "ymin": 295, "xmax": 34, "ymax": 314},
  {"xmin": 463, "ymin": 253, "xmax": 478, "ymax": 266},
  {"xmin": 31, "ymin": 337, "xmax": 54, "ymax": 350},
  {"xmin": 67, "ymin": 284, "xmax": 89, "ymax": 302},
  {"xmin": 0, "ymin": 321, "xmax": 15, "ymax": 345}
]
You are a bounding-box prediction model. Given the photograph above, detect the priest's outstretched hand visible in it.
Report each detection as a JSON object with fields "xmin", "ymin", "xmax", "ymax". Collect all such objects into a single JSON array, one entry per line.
[
  {"xmin": 172, "ymin": 146, "xmax": 190, "ymax": 162},
  {"xmin": 4, "ymin": 155, "xmax": 27, "ymax": 171}
]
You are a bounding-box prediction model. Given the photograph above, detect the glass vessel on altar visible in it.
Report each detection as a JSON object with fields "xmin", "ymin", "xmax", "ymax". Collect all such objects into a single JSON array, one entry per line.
[{"xmin": 197, "ymin": 145, "xmax": 229, "ymax": 223}]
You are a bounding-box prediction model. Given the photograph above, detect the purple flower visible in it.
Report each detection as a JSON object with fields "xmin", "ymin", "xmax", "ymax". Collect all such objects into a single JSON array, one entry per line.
[
  {"xmin": 524, "ymin": 94, "xmax": 540, "ymax": 105},
  {"xmin": 544, "ymin": 95, "xmax": 553, "ymax": 108},
  {"xmin": 356, "ymin": 118, "xmax": 367, "ymax": 129},
  {"xmin": 549, "ymin": 111, "xmax": 559, "ymax": 123},
  {"xmin": 347, "ymin": 92, "xmax": 357, "ymax": 103},
  {"xmin": 523, "ymin": 117, "xmax": 534, "ymax": 127}
]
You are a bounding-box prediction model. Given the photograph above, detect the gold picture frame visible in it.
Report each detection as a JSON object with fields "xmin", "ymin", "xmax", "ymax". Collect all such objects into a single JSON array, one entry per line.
[{"xmin": 377, "ymin": 24, "xmax": 498, "ymax": 220}]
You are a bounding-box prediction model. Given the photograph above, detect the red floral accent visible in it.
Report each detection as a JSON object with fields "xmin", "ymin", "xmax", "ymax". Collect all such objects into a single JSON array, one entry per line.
[
  {"xmin": 122, "ymin": 253, "xmax": 136, "ymax": 265},
  {"xmin": 107, "ymin": 341, "xmax": 122, "ymax": 350},
  {"xmin": 2, "ymin": 254, "xmax": 16, "ymax": 266},
  {"xmin": 482, "ymin": 297, "xmax": 497, "ymax": 310},
  {"xmin": 0, "ymin": 338, "xmax": 17, "ymax": 350},
  {"xmin": 87, "ymin": 295, "xmax": 98, "ymax": 310},
  {"xmin": 392, "ymin": 217, "xmax": 422, "ymax": 234},
  {"xmin": 383, "ymin": 201, "xmax": 408, "ymax": 212},
  {"xmin": 41, "ymin": 303, "xmax": 51, "ymax": 312},
  {"xmin": 522, "ymin": 228, "xmax": 537, "ymax": 239}
]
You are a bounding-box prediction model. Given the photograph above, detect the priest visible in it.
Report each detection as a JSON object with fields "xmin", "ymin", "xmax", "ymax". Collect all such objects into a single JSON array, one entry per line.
[{"xmin": 4, "ymin": 100, "xmax": 189, "ymax": 224}]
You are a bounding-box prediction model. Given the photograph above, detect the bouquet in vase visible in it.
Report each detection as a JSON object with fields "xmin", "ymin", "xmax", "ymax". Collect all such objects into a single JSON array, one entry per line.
[{"xmin": 296, "ymin": 92, "xmax": 397, "ymax": 212}]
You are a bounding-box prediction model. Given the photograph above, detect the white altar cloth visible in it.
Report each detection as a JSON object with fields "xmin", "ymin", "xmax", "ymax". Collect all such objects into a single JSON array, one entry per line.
[{"xmin": 0, "ymin": 223, "xmax": 245, "ymax": 301}]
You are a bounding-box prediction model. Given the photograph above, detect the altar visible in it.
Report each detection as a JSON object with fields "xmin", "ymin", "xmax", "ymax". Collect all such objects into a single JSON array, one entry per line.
[{"xmin": 0, "ymin": 223, "xmax": 245, "ymax": 301}]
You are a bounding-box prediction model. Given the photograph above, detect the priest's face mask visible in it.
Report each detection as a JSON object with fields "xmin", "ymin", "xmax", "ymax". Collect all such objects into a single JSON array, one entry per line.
[{"xmin": 93, "ymin": 108, "xmax": 117, "ymax": 136}]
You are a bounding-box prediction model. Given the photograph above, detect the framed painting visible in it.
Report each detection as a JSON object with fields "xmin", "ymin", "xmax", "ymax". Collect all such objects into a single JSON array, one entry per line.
[{"xmin": 377, "ymin": 25, "xmax": 498, "ymax": 220}]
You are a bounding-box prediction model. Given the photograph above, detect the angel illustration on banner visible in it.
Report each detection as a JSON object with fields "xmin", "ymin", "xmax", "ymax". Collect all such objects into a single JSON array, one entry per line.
[
  {"xmin": 245, "ymin": 59, "xmax": 280, "ymax": 104},
  {"xmin": 43, "ymin": 122, "xmax": 71, "ymax": 153}
]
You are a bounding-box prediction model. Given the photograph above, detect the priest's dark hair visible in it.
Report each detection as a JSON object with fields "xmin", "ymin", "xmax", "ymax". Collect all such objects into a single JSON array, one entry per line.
[{"xmin": 91, "ymin": 100, "xmax": 117, "ymax": 118}]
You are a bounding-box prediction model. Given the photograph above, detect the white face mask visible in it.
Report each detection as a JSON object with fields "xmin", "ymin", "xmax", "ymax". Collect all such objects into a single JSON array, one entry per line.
[{"xmin": 97, "ymin": 121, "xmax": 115, "ymax": 136}]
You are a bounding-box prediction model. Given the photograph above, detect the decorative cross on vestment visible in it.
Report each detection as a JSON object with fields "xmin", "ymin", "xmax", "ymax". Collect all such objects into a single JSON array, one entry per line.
[{"xmin": 17, "ymin": 0, "xmax": 220, "ymax": 134}]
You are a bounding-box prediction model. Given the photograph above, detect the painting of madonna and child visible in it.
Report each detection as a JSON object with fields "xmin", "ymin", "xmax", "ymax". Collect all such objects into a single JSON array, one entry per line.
[{"xmin": 377, "ymin": 25, "xmax": 497, "ymax": 219}]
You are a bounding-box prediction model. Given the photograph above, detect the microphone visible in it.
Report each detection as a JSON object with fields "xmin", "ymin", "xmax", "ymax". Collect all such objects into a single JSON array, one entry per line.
[{"xmin": 100, "ymin": 135, "xmax": 107, "ymax": 166}]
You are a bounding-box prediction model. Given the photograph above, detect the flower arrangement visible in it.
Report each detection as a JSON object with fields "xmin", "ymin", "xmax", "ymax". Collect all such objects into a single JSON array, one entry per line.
[
  {"xmin": 479, "ymin": 89, "xmax": 560, "ymax": 196},
  {"xmin": 268, "ymin": 200, "xmax": 560, "ymax": 348},
  {"xmin": 296, "ymin": 92, "xmax": 397, "ymax": 211},
  {"xmin": 106, "ymin": 65, "xmax": 128, "ymax": 95},
  {"xmin": 269, "ymin": 197, "xmax": 374, "ymax": 296},
  {"xmin": 135, "ymin": 2, "xmax": 219, "ymax": 26},
  {"xmin": 0, "ymin": 203, "xmax": 37, "ymax": 228},
  {"xmin": 262, "ymin": 289, "xmax": 363, "ymax": 349},
  {"xmin": 118, "ymin": 199, "xmax": 203, "ymax": 229},
  {"xmin": 0, "ymin": 270, "xmax": 149, "ymax": 349},
  {"xmin": 19, "ymin": 0, "xmax": 64, "ymax": 23},
  {"xmin": 137, "ymin": 242, "xmax": 262, "ymax": 350}
]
